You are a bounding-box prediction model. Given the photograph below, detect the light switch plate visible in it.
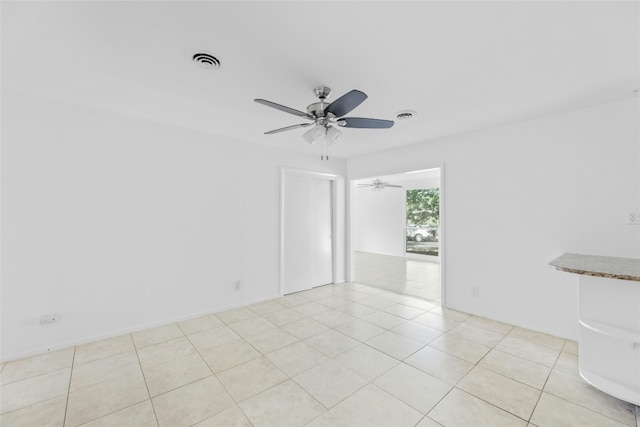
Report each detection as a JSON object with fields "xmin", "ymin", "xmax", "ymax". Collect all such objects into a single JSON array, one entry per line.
[{"xmin": 626, "ymin": 212, "xmax": 640, "ymax": 225}]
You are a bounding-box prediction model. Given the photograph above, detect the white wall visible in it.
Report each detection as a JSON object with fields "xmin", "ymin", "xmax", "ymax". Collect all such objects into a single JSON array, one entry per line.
[
  {"xmin": 1, "ymin": 92, "xmax": 346, "ymax": 360},
  {"xmin": 394, "ymin": 174, "xmax": 440, "ymax": 191},
  {"xmin": 348, "ymin": 97, "xmax": 640, "ymax": 340},
  {"xmin": 352, "ymin": 184, "xmax": 405, "ymax": 256}
]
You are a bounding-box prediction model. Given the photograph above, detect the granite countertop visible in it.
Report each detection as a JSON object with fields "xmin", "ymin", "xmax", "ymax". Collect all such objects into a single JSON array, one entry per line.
[{"xmin": 549, "ymin": 253, "xmax": 640, "ymax": 282}]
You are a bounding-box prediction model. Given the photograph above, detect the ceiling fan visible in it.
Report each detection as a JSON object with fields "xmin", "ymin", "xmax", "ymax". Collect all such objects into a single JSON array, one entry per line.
[
  {"xmin": 254, "ymin": 86, "xmax": 394, "ymax": 159},
  {"xmin": 357, "ymin": 178, "xmax": 403, "ymax": 190}
]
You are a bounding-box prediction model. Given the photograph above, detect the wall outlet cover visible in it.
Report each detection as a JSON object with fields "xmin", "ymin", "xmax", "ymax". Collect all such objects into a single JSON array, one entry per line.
[{"xmin": 40, "ymin": 314, "xmax": 57, "ymax": 325}]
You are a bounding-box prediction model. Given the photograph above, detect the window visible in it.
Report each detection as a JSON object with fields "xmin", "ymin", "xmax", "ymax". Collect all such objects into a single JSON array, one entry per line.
[{"xmin": 405, "ymin": 188, "xmax": 439, "ymax": 256}]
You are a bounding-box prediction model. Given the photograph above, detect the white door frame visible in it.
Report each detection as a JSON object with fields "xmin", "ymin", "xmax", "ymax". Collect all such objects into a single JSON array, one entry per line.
[{"xmin": 280, "ymin": 167, "xmax": 338, "ymax": 296}]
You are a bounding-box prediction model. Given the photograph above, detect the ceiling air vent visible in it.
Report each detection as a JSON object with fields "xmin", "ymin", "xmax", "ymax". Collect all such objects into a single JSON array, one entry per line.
[
  {"xmin": 396, "ymin": 110, "xmax": 416, "ymax": 120},
  {"xmin": 192, "ymin": 53, "xmax": 221, "ymax": 70}
]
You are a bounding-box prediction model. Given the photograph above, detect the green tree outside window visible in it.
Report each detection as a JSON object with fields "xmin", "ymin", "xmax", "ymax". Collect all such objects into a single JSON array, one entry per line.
[{"xmin": 406, "ymin": 188, "xmax": 439, "ymax": 227}]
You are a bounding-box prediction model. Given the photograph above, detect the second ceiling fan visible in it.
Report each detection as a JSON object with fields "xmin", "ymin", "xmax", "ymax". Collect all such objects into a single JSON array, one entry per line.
[{"xmin": 357, "ymin": 178, "xmax": 403, "ymax": 190}]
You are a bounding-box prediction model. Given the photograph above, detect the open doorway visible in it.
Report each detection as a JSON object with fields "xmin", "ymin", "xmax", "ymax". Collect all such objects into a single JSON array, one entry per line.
[{"xmin": 351, "ymin": 168, "xmax": 442, "ymax": 302}]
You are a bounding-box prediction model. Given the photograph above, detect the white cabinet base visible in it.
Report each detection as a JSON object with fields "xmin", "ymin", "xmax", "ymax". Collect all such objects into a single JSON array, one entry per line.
[
  {"xmin": 579, "ymin": 324, "xmax": 639, "ymax": 405},
  {"xmin": 579, "ymin": 275, "xmax": 640, "ymax": 405}
]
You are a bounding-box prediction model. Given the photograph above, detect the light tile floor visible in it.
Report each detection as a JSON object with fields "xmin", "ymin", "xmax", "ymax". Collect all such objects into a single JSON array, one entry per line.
[
  {"xmin": 354, "ymin": 251, "xmax": 441, "ymax": 301},
  {"xmin": 1, "ymin": 282, "xmax": 638, "ymax": 427}
]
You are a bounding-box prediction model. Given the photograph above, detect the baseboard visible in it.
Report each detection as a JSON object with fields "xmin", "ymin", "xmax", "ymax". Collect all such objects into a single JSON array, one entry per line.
[{"xmin": 1, "ymin": 294, "xmax": 280, "ymax": 362}]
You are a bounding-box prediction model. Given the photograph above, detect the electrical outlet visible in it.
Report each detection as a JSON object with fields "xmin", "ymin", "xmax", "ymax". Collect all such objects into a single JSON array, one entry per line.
[
  {"xmin": 40, "ymin": 314, "xmax": 57, "ymax": 325},
  {"xmin": 472, "ymin": 286, "xmax": 479, "ymax": 297},
  {"xmin": 627, "ymin": 212, "xmax": 640, "ymax": 225},
  {"xmin": 234, "ymin": 280, "xmax": 241, "ymax": 290}
]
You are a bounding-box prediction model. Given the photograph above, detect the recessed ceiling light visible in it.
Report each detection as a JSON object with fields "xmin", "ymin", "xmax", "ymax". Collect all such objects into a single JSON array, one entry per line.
[
  {"xmin": 192, "ymin": 52, "xmax": 221, "ymax": 70},
  {"xmin": 396, "ymin": 110, "xmax": 417, "ymax": 120}
]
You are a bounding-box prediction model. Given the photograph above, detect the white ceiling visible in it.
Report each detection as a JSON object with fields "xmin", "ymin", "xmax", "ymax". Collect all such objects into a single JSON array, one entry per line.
[{"xmin": 2, "ymin": 1, "xmax": 638, "ymax": 159}]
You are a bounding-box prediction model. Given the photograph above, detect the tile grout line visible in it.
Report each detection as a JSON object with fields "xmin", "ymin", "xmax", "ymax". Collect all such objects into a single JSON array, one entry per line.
[
  {"xmin": 473, "ymin": 327, "xmax": 555, "ymax": 391},
  {"xmin": 448, "ymin": 387, "xmax": 534, "ymax": 425},
  {"xmin": 178, "ymin": 318, "xmax": 281, "ymax": 426},
  {"xmin": 350, "ymin": 282, "xmax": 540, "ymax": 423},
  {"xmin": 219, "ymin": 356, "xmax": 302, "ymax": 423},
  {"xmin": 176, "ymin": 322, "xmax": 247, "ymax": 421},
  {"xmin": 526, "ymin": 342, "xmax": 565, "ymax": 424},
  {"xmin": 130, "ymin": 333, "xmax": 161, "ymax": 427},
  {"xmin": 427, "ymin": 322, "xmax": 538, "ymax": 424},
  {"xmin": 70, "ymin": 343, "xmax": 133, "ymax": 368},
  {"xmin": 413, "ymin": 326, "xmax": 480, "ymax": 423},
  {"xmin": 9, "ymin": 343, "xmax": 150, "ymax": 426},
  {"xmin": 427, "ymin": 320, "xmax": 514, "ymax": 421},
  {"xmin": 229, "ymin": 294, "xmax": 402, "ymax": 423},
  {"xmin": 61, "ymin": 346, "xmax": 76, "ymax": 427},
  {"xmin": 527, "ymin": 341, "xmax": 638, "ymax": 426},
  {"xmin": 316, "ymin": 301, "xmax": 447, "ymax": 423},
  {"xmin": 539, "ymin": 373, "xmax": 637, "ymax": 426},
  {"xmin": 541, "ymin": 390, "xmax": 635, "ymax": 426},
  {"xmin": 84, "ymin": 335, "xmax": 158, "ymax": 424}
]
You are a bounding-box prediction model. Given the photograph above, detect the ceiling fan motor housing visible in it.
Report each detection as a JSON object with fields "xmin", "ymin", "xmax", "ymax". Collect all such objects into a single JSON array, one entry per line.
[
  {"xmin": 307, "ymin": 87, "xmax": 335, "ymax": 119},
  {"xmin": 307, "ymin": 102, "xmax": 330, "ymax": 118}
]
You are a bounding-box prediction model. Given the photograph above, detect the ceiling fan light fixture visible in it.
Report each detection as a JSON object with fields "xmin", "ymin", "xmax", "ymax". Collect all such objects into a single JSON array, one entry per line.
[
  {"xmin": 303, "ymin": 125, "xmax": 325, "ymax": 145},
  {"xmin": 302, "ymin": 127, "xmax": 316, "ymax": 145},
  {"xmin": 326, "ymin": 126, "xmax": 342, "ymax": 144}
]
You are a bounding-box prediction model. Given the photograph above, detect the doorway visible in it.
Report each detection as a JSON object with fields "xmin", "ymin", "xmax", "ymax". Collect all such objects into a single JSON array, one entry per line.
[
  {"xmin": 281, "ymin": 169, "xmax": 336, "ymax": 295},
  {"xmin": 350, "ymin": 167, "xmax": 443, "ymax": 302}
]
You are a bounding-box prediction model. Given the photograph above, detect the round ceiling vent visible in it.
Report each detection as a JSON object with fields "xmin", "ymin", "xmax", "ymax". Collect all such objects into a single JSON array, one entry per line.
[
  {"xmin": 192, "ymin": 53, "xmax": 221, "ymax": 70},
  {"xmin": 396, "ymin": 110, "xmax": 417, "ymax": 120}
]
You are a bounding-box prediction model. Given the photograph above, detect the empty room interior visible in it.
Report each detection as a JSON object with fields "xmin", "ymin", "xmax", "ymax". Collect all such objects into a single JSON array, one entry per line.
[{"xmin": 1, "ymin": 2, "xmax": 639, "ymax": 427}]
